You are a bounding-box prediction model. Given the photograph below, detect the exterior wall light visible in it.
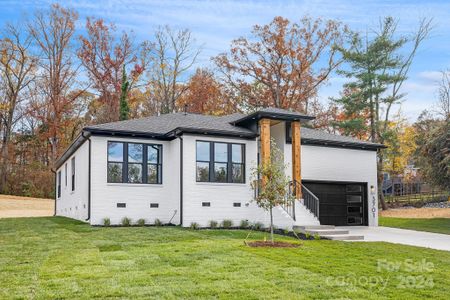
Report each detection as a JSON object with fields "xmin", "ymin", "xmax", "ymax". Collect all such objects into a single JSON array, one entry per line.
[{"xmin": 370, "ymin": 185, "xmax": 375, "ymax": 195}]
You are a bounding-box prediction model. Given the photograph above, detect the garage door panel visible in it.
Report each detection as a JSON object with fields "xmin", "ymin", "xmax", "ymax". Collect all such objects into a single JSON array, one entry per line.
[{"xmin": 304, "ymin": 181, "xmax": 367, "ymax": 226}]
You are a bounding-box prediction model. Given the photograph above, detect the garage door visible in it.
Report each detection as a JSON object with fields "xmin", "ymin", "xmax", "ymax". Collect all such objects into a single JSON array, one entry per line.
[{"xmin": 303, "ymin": 181, "xmax": 368, "ymax": 226}]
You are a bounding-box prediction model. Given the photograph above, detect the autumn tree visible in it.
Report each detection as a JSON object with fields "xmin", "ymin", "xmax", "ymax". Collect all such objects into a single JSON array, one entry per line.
[
  {"xmin": 78, "ymin": 18, "xmax": 145, "ymax": 123},
  {"xmin": 0, "ymin": 23, "xmax": 37, "ymax": 193},
  {"xmin": 28, "ymin": 4, "xmax": 83, "ymax": 164},
  {"xmin": 334, "ymin": 17, "xmax": 432, "ymax": 210},
  {"xmin": 178, "ymin": 68, "xmax": 235, "ymax": 115},
  {"xmin": 213, "ymin": 16, "xmax": 347, "ymax": 113},
  {"xmin": 146, "ymin": 26, "xmax": 201, "ymax": 114},
  {"xmin": 383, "ymin": 120, "xmax": 417, "ymax": 176}
]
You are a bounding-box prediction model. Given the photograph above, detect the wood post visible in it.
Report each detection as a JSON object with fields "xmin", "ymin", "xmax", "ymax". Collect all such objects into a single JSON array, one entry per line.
[
  {"xmin": 259, "ymin": 119, "xmax": 271, "ymax": 186},
  {"xmin": 291, "ymin": 121, "xmax": 302, "ymax": 199}
]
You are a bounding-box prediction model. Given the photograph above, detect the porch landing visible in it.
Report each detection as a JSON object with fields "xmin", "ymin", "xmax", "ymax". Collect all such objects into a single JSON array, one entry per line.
[{"xmin": 294, "ymin": 225, "xmax": 364, "ymax": 241}]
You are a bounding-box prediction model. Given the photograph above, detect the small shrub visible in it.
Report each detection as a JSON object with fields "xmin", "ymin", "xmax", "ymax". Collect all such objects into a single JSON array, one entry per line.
[
  {"xmin": 240, "ymin": 220, "xmax": 250, "ymax": 229},
  {"xmin": 305, "ymin": 232, "xmax": 312, "ymax": 239},
  {"xmin": 253, "ymin": 222, "xmax": 264, "ymax": 231},
  {"xmin": 283, "ymin": 228, "xmax": 290, "ymax": 235},
  {"xmin": 190, "ymin": 222, "xmax": 200, "ymax": 230},
  {"xmin": 314, "ymin": 233, "xmax": 321, "ymax": 240},
  {"xmin": 121, "ymin": 217, "xmax": 131, "ymax": 227},
  {"xmin": 209, "ymin": 220, "xmax": 218, "ymax": 228},
  {"xmin": 154, "ymin": 218, "xmax": 162, "ymax": 226},
  {"xmin": 137, "ymin": 218, "xmax": 146, "ymax": 226},
  {"xmin": 102, "ymin": 218, "xmax": 111, "ymax": 227},
  {"xmin": 222, "ymin": 219, "xmax": 233, "ymax": 228}
]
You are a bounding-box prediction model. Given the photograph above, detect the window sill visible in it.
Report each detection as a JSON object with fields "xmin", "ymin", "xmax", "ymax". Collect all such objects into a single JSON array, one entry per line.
[
  {"xmin": 195, "ymin": 182, "xmax": 247, "ymax": 187},
  {"xmin": 107, "ymin": 183, "xmax": 164, "ymax": 188}
]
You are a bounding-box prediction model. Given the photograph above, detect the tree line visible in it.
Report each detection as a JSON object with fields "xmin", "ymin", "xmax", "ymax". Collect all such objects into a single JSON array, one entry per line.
[{"xmin": 0, "ymin": 4, "xmax": 448, "ymax": 204}]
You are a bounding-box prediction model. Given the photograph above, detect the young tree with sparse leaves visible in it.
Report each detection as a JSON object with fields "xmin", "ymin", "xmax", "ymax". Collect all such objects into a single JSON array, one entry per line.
[{"xmin": 251, "ymin": 139, "xmax": 292, "ymax": 243}]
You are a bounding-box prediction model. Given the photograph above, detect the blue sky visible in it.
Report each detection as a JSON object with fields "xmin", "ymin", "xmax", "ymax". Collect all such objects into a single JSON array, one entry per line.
[{"xmin": 1, "ymin": 0, "xmax": 449, "ymax": 122}]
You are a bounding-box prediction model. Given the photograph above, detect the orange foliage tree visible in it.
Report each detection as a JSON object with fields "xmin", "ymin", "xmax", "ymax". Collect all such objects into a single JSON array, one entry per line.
[
  {"xmin": 178, "ymin": 68, "xmax": 236, "ymax": 115},
  {"xmin": 78, "ymin": 18, "xmax": 146, "ymax": 123},
  {"xmin": 213, "ymin": 16, "xmax": 347, "ymax": 113}
]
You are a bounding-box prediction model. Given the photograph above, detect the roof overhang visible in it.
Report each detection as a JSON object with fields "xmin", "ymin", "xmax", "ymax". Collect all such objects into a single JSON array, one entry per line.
[
  {"xmin": 302, "ymin": 138, "xmax": 387, "ymax": 151},
  {"xmin": 232, "ymin": 111, "xmax": 315, "ymax": 127},
  {"xmin": 55, "ymin": 131, "xmax": 91, "ymax": 169}
]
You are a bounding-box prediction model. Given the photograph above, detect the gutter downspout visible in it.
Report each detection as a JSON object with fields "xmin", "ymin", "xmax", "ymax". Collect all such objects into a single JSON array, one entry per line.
[
  {"xmin": 82, "ymin": 131, "xmax": 92, "ymax": 222},
  {"xmin": 177, "ymin": 133, "xmax": 183, "ymax": 226}
]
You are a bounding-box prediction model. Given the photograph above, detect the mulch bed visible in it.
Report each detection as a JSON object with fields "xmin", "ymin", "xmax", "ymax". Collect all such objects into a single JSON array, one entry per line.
[{"xmin": 245, "ymin": 241, "xmax": 301, "ymax": 248}]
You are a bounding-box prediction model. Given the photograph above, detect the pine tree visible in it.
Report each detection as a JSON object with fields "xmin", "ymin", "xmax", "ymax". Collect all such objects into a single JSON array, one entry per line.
[
  {"xmin": 333, "ymin": 17, "xmax": 431, "ymax": 210},
  {"xmin": 119, "ymin": 66, "xmax": 130, "ymax": 121}
]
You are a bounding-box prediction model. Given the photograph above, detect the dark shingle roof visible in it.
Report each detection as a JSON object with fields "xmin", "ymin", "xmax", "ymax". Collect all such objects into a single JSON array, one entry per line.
[
  {"xmin": 57, "ymin": 110, "xmax": 384, "ymax": 168},
  {"xmin": 85, "ymin": 112, "xmax": 255, "ymax": 138},
  {"xmin": 301, "ymin": 127, "xmax": 384, "ymax": 149},
  {"xmin": 85, "ymin": 111, "xmax": 382, "ymax": 148}
]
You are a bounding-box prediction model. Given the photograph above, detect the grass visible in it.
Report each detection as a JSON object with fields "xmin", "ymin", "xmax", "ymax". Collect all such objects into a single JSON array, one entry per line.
[
  {"xmin": 380, "ymin": 216, "xmax": 450, "ymax": 235},
  {"xmin": 1, "ymin": 217, "xmax": 449, "ymax": 299}
]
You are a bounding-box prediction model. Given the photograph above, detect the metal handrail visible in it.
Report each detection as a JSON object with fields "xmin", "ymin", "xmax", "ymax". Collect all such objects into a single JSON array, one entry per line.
[
  {"xmin": 253, "ymin": 179, "xmax": 297, "ymax": 221},
  {"xmin": 301, "ymin": 184, "xmax": 320, "ymax": 219}
]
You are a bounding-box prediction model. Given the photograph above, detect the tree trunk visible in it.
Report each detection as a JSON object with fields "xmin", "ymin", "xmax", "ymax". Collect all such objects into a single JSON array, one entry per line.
[
  {"xmin": 0, "ymin": 140, "xmax": 9, "ymax": 193},
  {"xmin": 377, "ymin": 151, "xmax": 388, "ymax": 210},
  {"xmin": 269, "ymin": 206, "xmax": 274, "ymax": 243}
]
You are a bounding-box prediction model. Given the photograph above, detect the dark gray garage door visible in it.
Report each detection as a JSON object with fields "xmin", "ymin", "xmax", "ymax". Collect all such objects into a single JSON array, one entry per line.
[{"xmin": 303, "ymin": 181, "xmax": 368, "ymax": 226}]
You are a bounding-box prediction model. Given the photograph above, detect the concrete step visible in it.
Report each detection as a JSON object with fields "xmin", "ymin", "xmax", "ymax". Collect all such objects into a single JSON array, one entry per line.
[
  {"xmin": 294, "ymin": 225, "xmax": 335, "ymax": 231},
  {"xmin": 304, "ymin": 229, "xmax": 350, "ymax": 235},
  {"xmin": 321, "ymin": 234, "xmax": 365, "ymax": 241}
]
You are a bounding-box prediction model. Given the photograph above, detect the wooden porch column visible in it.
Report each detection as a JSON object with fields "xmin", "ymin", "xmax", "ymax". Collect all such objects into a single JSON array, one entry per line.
[
  {"xmin": 291, "ymin": 121, "xmax": 302, "ymax": 199},
  {"xmin": 259, "ymin": 118, "xmax": 271, "ymax": 186}
]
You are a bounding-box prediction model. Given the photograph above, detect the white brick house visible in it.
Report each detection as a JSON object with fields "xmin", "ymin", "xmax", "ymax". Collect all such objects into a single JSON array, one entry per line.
[{"xmin": 55, "ymin": 108, "xmax": 384, "ymax": 228}]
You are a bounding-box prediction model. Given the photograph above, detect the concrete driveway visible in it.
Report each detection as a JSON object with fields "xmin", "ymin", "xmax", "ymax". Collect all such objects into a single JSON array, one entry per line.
[{"xmin": 340, "ymin": 226, "xmax": 450, "ymax": 252}]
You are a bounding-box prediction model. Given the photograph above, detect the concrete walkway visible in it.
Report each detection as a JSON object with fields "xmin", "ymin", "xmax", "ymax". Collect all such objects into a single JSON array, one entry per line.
[{"xmin": 339, "ymin": 226, "xmax": 450, "ymax": 252}]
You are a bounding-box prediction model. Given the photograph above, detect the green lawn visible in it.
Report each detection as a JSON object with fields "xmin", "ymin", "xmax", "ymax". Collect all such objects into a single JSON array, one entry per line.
[
  {"xmin": 1, "ymin": 217, "xmax": 449, "ymax": 299},
  {"xmin": 380, "ymin": 216, "xmax": 450, "ymax": 235}
]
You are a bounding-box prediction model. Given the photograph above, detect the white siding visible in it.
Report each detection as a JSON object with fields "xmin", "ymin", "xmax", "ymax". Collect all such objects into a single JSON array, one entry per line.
[
  {"xmin": 301, "ymin": 145, "xmax": 379, "ymax": 226},
  {"xmin": 89, "ymin": 136, "xmax": 180, "ymax": 225},
  {"xmin": 55, "ymin": 141, "xmax": 89, "ymax": 221}
]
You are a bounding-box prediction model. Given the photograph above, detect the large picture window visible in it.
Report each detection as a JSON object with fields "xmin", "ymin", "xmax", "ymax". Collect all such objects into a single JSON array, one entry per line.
[
  {"xmin": 107, "ymin": 141, "xmax": 162, "ymax": 184},
  {"xmin": 196, "ymin": 141, "xmax": 245, "ymax": 183}
]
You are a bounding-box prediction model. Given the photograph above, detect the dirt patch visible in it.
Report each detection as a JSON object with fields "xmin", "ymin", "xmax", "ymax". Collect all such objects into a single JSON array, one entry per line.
[
  {"xmin": 0, "ymin": 194, "xmax": 54, "ymax": 218},
  {"xmin": 245, "ymin": 241, "xmax": 301, "ymax": 248},
  {"xmin": 380, "ymin": 207, "xmax": 450, "ymax": 219}
]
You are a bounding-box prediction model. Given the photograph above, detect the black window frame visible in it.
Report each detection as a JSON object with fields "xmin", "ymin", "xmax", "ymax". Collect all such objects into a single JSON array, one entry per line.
[
  {"xmin": 57, "ymin": 171, "xmax": 61, "ymax": 198},
  {"xmin": 71, "ymin": 157, "xmax": 75, "ymax": 191},
  {"xmin": 64, "ymin": 163, "xmax": 67, "ymax": 187},
  {"xmin": 196, "ymin": 140, "xmax": 245, "ymax": 184},
  {"xmin": 107, "ymin": 141, "xmax": 163, "ymax": 185},
  {"xmin": 285, "ymin": 121, "xmax": 292, "ymax": 144}
]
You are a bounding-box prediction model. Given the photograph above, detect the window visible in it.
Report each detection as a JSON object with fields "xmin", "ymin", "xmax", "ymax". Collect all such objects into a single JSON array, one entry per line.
[
  {"xmin": 107, "ymin": 141, "xmax": 162, "ymax": 184},
  {"xmin": 147, "ymin": 145, "xmax": 162, "ymax": 184},
  {"xmin": 57, "ymin": 171, "xmax": 61, "ymax": 198},
  {"xmin": 64, "ymin": 164, "xmax": 67, "ymax": 187},
  {"xmin": 128, "ymin": 143, "xmax": 143, "ymax": 183},
  {"xmin": 108, "ymin": 142, "xmax": 124, "ymax": 183},
  {"xmin": 71, "ymin": 157, "xmax": 75, "ymax": 191},
  {"xmin": 214, "ymin": 143, "xmax": 228, "ymax": 182},
  {"xmin": 196, "ymin": 141, "xmax": 245, "ymax": 183}
]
